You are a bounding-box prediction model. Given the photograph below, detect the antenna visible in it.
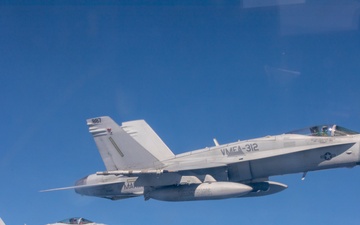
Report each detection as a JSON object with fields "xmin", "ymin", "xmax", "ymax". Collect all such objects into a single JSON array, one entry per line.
[{"xmin": 213, "ymin": 138, "xmax": 220, "ymax": 146}]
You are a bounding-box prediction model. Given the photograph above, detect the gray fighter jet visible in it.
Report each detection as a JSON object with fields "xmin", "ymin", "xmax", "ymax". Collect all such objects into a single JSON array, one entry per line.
[
  {"xmin": 43, "ymin": 116, "xmax": 360, "ymax": 201},
  {"xmin": 47, "ymin": 217, "xmax": 106, "ymax": 225}
]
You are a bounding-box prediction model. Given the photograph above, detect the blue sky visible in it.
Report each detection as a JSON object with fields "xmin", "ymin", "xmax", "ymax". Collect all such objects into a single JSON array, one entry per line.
[{"xmin": 1, "ymin": 1, "xmax": 360, "ymax": 224}]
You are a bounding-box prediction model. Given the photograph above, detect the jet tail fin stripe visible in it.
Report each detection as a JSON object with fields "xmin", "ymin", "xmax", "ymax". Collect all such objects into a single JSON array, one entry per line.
[{"xmin": 109, "ymin": 136, "xmax": 124, "ymax": 157}]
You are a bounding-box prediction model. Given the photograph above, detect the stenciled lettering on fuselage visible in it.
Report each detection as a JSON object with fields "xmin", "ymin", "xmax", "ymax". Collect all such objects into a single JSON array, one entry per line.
[
  {"xmin": 220, "ymin": 143, "xmax": 259, "ymax": 156},
  {"xmin": 311, "ymin": 137, "xmax": 334, "ymax": 143},
  {"xmin": 121, "ymin": 180, "xmax": 143, "ymax": 192}
]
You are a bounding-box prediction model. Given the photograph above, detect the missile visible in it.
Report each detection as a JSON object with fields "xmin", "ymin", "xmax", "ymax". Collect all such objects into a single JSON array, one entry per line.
[{"xmin": 146, "ymin": 182, "xmax": 253, "ymax": 201}]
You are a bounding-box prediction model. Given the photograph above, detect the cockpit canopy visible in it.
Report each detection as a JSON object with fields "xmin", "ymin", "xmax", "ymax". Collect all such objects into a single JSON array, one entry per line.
[
  {"xmin": 58, "ymin": 217, "xmax": 93, "ymax": 224},
  {"xmin": 286, "ymin": 125, "xmax": 358, "ymax": 137}
]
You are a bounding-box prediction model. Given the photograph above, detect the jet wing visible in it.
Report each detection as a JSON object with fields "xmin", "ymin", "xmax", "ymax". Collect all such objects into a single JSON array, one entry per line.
[
  {"xmin": 95, "ymin": 161, "xmax": 227, "ymax": 175},
  {"xmin": 162, "ymin": 160, "xmax": 227, "ymax": 171}
]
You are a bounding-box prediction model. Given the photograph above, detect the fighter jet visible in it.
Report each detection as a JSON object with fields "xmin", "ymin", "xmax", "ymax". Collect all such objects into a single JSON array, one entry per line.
[
  {"xmin": 47, "ymin": 217, "xmax": 105, "ymax": 225},
  {"xmin": 43, "ymin": 116, "xmax": 360, "ymax": 201}
]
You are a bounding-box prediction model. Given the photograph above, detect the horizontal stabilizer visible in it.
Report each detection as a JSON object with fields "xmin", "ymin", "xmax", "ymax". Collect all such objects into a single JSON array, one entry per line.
[{"xmin": 40, "ymin": 180, "xmax": 122, "ymax": 192}]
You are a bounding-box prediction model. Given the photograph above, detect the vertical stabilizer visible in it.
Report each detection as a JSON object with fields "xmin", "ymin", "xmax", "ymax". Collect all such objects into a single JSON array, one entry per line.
[
  {"xmin": 87, "ymin": 116, "xmax": 172, "ymax": 171},
  {"xmin": 122, "ymin": 120, "xmax": 174, "ymax": 161},
  {"xmin": 0, "ymin": 218, "xmax": 5, "ymax": 225}
]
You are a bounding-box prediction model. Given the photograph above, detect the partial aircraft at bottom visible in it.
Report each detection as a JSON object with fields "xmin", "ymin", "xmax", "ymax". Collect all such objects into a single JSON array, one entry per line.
[
  {"xmin": 43, "ymin": 116, "xmax": 360, "ymax": 201},
  {"xmin": 47, "ymin": 217, "xmax": 106, "ymax": 225}
]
